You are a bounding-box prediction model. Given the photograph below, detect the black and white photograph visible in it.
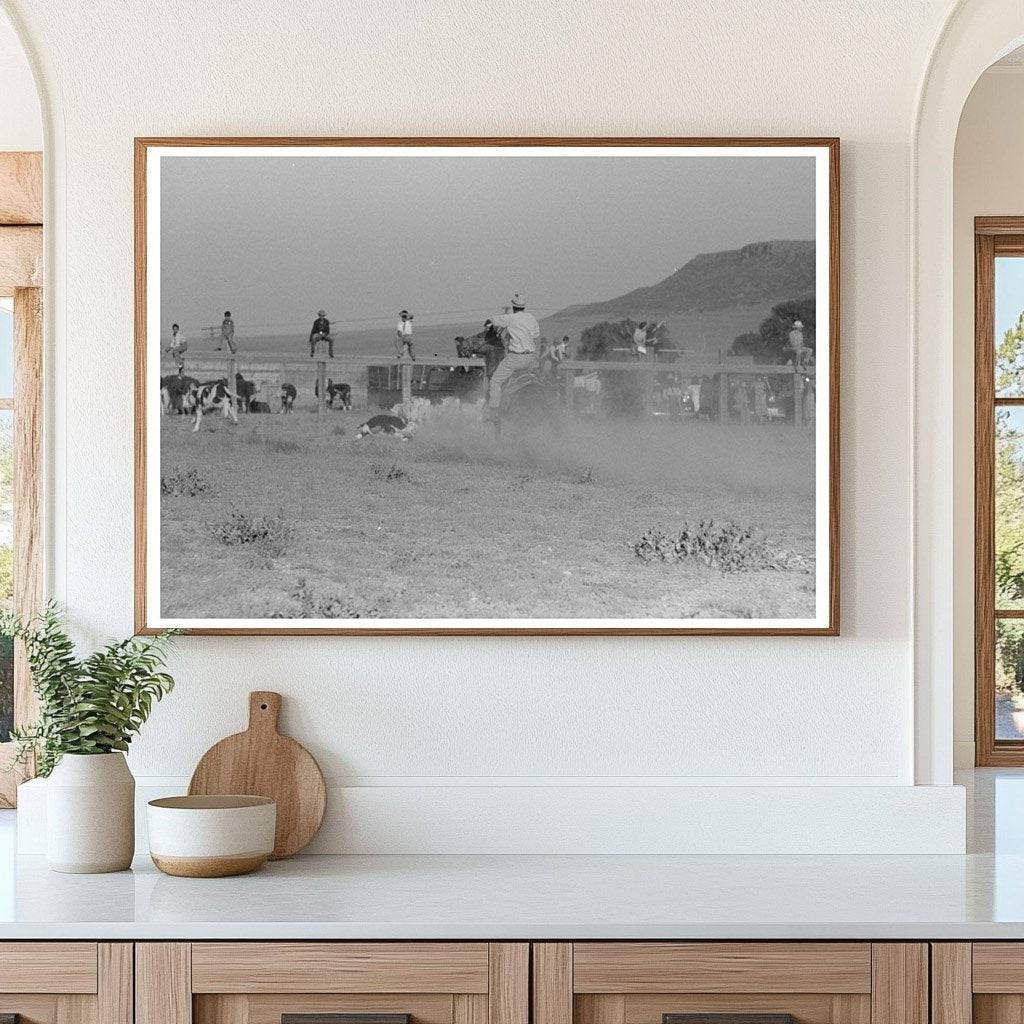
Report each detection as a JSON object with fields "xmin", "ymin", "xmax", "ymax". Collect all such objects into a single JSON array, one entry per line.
[{"xmin": 136, "ymin": 139, "xmax": 838, "ymax": 635}]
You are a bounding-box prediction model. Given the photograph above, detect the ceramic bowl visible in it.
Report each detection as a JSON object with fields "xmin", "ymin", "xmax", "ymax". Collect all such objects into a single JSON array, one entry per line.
[{"xmin": 147, "ymin": 795, "xmax": 276, "ymax": 877}]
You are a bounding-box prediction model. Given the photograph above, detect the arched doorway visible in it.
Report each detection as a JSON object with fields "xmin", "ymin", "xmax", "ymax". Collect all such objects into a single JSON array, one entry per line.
[{"xmin": 914, "ymin": 0, "xmax": 1024, "ymax": 784}]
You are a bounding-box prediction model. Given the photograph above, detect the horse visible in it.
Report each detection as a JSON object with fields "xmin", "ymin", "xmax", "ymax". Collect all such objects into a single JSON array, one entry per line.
[{"xmin": 456, "ymin": 323, "xmax": 560, "ymax": 437}]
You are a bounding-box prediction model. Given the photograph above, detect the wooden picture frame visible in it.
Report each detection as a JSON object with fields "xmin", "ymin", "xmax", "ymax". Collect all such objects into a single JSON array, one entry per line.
[{"xmin": 135, "ymin": 137, "xmax": 840, "ymax": 636}]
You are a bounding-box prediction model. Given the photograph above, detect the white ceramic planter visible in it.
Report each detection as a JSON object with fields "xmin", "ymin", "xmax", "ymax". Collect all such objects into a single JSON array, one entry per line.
[{"xmin": 46, "ymin": 752, "xmax": 135, "ymax": 873}]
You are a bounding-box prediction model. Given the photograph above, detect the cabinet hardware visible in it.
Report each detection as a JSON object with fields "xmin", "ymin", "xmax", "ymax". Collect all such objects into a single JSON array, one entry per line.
[
  {"xmin": 283, "ymin": 1015, "xmax": 412, "ymax": 1024},
  {"xmin": 665, "ymin": 1016, "xmax": 797, "ymax": 1024}
]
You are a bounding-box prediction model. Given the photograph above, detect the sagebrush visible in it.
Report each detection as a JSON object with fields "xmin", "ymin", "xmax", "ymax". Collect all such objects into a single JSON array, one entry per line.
[
  {"xmin": 161, "ymin": 467, "xmax": 210, "ymax": 497},
  {"xmin": 633, "ymin": 520, "xmax": 811, "ymax": 573}
]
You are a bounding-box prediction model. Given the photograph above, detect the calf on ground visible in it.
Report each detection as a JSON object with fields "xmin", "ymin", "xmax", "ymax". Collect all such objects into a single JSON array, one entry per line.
[
  {"xmin": 188, "ymin": 378, "xmax": 240, "ymax": 432},
  {"xmin": 161, "ymin": 374, "xmax": 199, "ymax": 415},
  {"xmin": 234, "ymin": 373, "xmax": 257, "ymax": 412},
  {"xmin": 315, "ymin": 377, "xmax": 352, "ymax": 410},
  {"xmin": 279, "ymin": 383, "xmax": 297, "ymax": 413},
  {"xmin": 355, "ymin": 413, "xmax": 413, "ymax": 440},
  {"xmin": 249, "ymin": 400, "xmax": 272, "ymax": 413}
]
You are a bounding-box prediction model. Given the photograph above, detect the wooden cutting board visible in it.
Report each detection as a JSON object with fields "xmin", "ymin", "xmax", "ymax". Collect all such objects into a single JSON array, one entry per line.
[{"xmin": 188, "ymin": 691, "xmax": 326, "ymax": 859}]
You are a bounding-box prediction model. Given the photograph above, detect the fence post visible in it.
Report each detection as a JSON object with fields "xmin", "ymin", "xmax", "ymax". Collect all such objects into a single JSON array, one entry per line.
[
  {"xmin": 718, "ymin": 370, "xmax": 729, "ymax": 423},
  {"xmin": 228, "ymin": 356, "xmax": 237, "ymax": 385},
  {"xmin": 562, "ymin": 365, "xmax": 573, "ymax": 412},
  {"xmin": 793, "ymin": 366, "xmax": 803, "ymax": 427},
  {"xmin": 401, "ymin": 360, "xmax": 412, "ymax": 407},
  {"xmin": 317, "ymin": 360, "xmax": 327, "ymax": 419},
  {"xmin": 643, "ymin": 358, "xmax": 656, "ymax": 417}
]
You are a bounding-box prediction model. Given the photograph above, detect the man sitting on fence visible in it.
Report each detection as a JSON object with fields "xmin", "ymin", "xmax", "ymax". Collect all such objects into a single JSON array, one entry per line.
[
  {"xmin": 487, "ymin": 293, "xmax": 540, "ymax": 419},
  {"xmin": 310, "ymin": 309, "xmax": 334, "ymax": 358}
]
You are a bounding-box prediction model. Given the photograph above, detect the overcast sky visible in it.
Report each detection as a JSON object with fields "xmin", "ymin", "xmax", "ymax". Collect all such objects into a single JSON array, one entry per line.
[{"xmin": 160, "ymin": 152, "xmax": 815, "ymax": 336}]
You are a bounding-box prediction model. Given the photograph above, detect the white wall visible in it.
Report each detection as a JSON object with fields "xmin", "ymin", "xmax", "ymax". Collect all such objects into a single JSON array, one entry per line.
[
  {"xmin": 0, "ymin": 0, "xmax": 973, "ymax": 851},
  {"xmin": 952, "ymin": 66, "xmax": 1024, "ymax": 768},
  {"xmin": 0, "ymin": 8, "xmax": 40, "ymax": 151}
]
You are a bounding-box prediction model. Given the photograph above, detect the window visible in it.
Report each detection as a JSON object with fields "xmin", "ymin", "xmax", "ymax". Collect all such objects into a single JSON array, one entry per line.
[
  {"xmin": 975, "ymin": 220, "xmax": 1024, "ymax": 764},
  {"xmin": 0, "ymin": 301, "xmax": 11, "ymax": 745},
  {"xmin": 0, "ymin": 151, "xmax": 43, "ymax": 805}
]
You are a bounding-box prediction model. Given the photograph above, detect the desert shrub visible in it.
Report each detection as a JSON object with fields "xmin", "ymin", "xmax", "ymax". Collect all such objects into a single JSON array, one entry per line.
[
  {"xmin": 576, "ymin": 465, "xmax": 595, "ymax": 485},
  {"xmin": 212, "ymin": 508, "xmax": 293, "ymax": 560},
  {"xmin": 270, "ymin": 577, "xmax": 382, "ymax": 619},
  {"xmin": 370, "ymin": 460, "xmax": 406, "ymax": 481},
  {"xmin": 266, "ymin": 437, "xmax": 301, "ymax": 454},
  {"xmin": 632, "ymin": 520, "xmax": 811, "ymax": 573},
  {"xmin": 161, "ymin": 467, "xmax": 211, "ymax": 497}
]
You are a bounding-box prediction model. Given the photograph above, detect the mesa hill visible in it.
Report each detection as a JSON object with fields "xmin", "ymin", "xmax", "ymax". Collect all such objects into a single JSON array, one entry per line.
[{"xmin": 553, "ymin": 240, "xmax": 815, "ymax": 319}]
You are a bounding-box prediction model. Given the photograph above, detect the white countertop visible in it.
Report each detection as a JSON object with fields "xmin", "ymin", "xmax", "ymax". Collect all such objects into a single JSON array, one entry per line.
[
  {"xmin": 1, "ymin": 849, "xmax": 1023, "ymax": 940},
  {"xmin": 1, "ymin": 770, "xmax": 1022, "ymax": 941}
]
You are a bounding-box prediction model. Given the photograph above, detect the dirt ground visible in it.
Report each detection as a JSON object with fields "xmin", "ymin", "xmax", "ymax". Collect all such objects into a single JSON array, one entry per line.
[{"xmin": 159, "ymin": 404, "xmax": 817, "ymax": 621}]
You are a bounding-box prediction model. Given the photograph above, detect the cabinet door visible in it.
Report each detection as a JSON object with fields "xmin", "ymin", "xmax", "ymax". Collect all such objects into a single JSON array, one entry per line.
[
  {"xmin": 936, "ymin": 943, "xmax": 1024, "ymax": 1024},
  {"xmin": 0, "ymin": 942, "xmax": 132, "ymax": 1024},
  {"xmin": 137, "ymin": 943, "xmax": 528, "ymax": 1024},
  {"xmin": 534, "ymin": 944, "xmax": 927, "ymax": 1024}
]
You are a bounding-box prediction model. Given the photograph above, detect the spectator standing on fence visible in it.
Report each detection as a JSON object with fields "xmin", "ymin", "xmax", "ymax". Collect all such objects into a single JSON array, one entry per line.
[
  {"xmin": 554, "ymin": 335, "xmax": 569, "ymax": 361},
  {"xmin": 395, "ymin": 310, "xmax": 415, "ymax": 360},
  {"xmin": 488, "ymin": 293, "xmax": 540, "ymax": 416},
  {"xmin": 167, "ymin": 323, "xmax": 187, "ymax": 374},
  {"xmin": 309, "ymin": 309, "xmax": 334, "ymax": 358},
  {"xmin": 632, "ymin": 321, "xmax": 648, "ymax": 358},
  {"xmin": 787, "ymin": 318, "xmax": 808, "ymax": 368},
  {"xmin": 218, "ymin": 311, "xmax": 237, "ymax": 354}
]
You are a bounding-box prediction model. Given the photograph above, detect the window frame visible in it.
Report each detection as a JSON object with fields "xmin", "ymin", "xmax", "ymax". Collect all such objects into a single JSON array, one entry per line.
[
  {"xmin": 975, "ymin": 218, "xmax": 1024, "ymax": 765},
  {"xmin": 0, "ymin": 151, "xmax": 43, "ymax": 806}
]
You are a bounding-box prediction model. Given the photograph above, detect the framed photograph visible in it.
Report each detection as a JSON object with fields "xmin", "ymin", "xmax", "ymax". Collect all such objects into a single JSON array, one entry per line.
[{"xmin": 135, "ymin": 137, "xmax": 839, "ymax": 636}]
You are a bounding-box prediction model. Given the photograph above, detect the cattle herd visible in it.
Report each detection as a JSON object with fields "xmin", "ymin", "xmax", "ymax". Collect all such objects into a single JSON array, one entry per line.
[{"xmin": 161, "ymin": 372, "xmax": 353, "ymax": 432}]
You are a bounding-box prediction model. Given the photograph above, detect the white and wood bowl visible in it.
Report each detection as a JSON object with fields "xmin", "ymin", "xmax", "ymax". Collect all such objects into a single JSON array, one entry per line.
[{"xmin": 147, "ymin": 795, "xmax": 276, "ymax": 877}]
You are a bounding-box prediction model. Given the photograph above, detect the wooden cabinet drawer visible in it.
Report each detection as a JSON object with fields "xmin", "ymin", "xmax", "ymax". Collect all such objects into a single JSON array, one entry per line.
[
  {"xmin": 535, "ymin": 943, "xmax": 926, "ymax": 1024},
  {"xmin": 0, "ymin": 942, "xmax": 98, "ymax": 993},
  {"xmin": 191, "ymin": 943, "xmax": 490, "ymax": 993},
  {"xmin": 139, "ymin": 942, "xmax": 528, "ymax": 1024},
  {"xmin": 0, "ymin": 942, "xmax": 130, "ymax": 1024},
  {"xmin": 572, "ymin": 943, "xmax": 872, "ymax": 994}
]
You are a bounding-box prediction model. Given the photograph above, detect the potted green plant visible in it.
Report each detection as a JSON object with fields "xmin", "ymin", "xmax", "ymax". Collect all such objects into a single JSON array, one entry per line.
[{"xmin": 2, "ymin": 603, "xmax": 177, "ymax": 873}]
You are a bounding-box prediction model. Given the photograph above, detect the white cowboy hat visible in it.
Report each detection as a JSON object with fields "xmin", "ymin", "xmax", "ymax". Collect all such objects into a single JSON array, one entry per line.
[
  {"xmin": 317, "ymin": 309, "xmax": 326, "ymax": 316},
  {"xmin": 510, "ymin": 293, "xmax": 526, "ymax": 308},
  {"xmin": 793, "ymin": 320, "xmax": 803, "ymax": 328}
]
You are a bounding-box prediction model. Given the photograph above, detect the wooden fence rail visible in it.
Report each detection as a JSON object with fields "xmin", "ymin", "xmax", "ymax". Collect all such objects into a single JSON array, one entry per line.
[{"xmin": 160, "ymin": 351, "xmax": 814, "ymax": 424}]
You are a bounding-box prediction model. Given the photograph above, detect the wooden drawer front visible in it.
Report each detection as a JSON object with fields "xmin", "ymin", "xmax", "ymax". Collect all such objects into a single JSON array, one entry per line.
[
  {"xmin": 577, "ymin": 993, "xmax": 870, "ymax": 1024},
  {"xmin": 192, "ymin": 943, "xmax": 491, "ymax": 994},
  {"xmin": 196, "ymin": 993, "xmax": 459, "ymax": 1024},
  {"xmin": 572, "ymin": 944, "xmax": 873, "ymax": 995},
  {"xmin": 0, "ymin": 942, "xmax": 98, "ymax": 993},
  {"xmin": 973, "ymin": 944, "xmax": 1024, "ymax": 992}
]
